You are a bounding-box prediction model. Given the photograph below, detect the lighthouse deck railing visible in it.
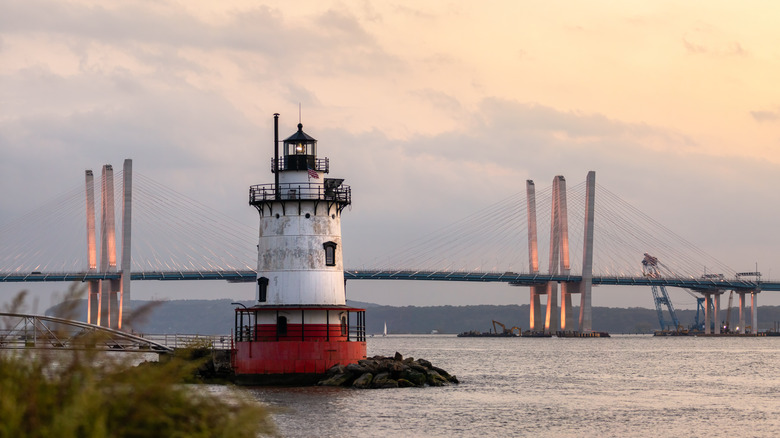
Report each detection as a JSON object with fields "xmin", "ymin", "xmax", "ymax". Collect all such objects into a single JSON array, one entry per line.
[
  {"xmin": 249, "ymin": 182, "xmax": 351, "ymax": 204},
  {"xmin": 236, "ymin": 325, "xmax": 367, "ymax": 343},
  {"xmin": 234, "ymin": 308, "xmax": 366, "ymax": 343}
]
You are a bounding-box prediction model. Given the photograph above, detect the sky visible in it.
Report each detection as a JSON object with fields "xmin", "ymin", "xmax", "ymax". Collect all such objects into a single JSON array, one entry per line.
[{"xmin": 2, "ymin": 0, "xmax": 780, "ymax": 313}]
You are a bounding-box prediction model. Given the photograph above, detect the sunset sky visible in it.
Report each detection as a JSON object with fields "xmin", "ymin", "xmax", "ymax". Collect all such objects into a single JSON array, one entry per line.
[{"xmin": 2, "ymin": 1, "xmax": 780, "ymax": 310}]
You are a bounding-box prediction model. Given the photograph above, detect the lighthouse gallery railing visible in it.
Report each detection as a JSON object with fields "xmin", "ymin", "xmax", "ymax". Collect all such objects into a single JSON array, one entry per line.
[
  {"xmin": 234, "ymin": 308, "xmax": 366, "ymax": 343},
  {"xmin": 249, "ymin": 182, "xmax": 351, "ymax": 204}
]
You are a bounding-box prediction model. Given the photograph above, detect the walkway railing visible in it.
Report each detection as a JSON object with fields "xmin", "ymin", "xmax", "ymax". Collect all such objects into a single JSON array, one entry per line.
[
  {"xmin": 140, "ymin": 334, "xmax": 233, "ymax": 350},
  {"xmin": 0, "ymin": 313, "xmax": 173, "ymax": 352}
]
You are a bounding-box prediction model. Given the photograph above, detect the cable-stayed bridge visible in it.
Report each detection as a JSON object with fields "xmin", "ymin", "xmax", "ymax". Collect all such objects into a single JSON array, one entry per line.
[{"xmin": 0, "ymin": 161, "xmax": 773, "ymax": 334}]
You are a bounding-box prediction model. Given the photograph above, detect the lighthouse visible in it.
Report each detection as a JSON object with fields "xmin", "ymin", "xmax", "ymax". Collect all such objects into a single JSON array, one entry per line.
[{"xmin": 232, "ymin": 114, "xmax": 366, "ymax": 385}]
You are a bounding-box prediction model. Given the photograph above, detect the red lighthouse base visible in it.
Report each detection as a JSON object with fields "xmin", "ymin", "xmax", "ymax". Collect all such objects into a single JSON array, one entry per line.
[{"xmin": 232, "ymin": 306, "xmax": 366, "ymax": 386}]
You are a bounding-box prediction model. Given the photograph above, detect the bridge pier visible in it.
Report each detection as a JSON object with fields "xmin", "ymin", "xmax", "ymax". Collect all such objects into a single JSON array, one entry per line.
[
  {"xmin": 560, "ymin": 283, "xmax": 574, "ymax": 331},
  {"xmin": 738, "ymin": 292, "xmax": 746, "ymax": 334},
  {"xmin": 752, "ymin": 292, "xmax": 758, "ymax": 333},
  {"xmin": 713, "ymin": 293, "xmax": 720, "ymax": 334},
  {"xmin": 529, "ymin": 285, "xmax": 544, "ymax": 332},
  {"xmin": 545, "ymin": 282, "xmax": 558, "ymax": 332},
  {"xmin": 88, "ymin": 282, "xmax": 99, "ymax": 325},
  {"xmin": 701, "ymin": 289, "xmax": 761, "ymax": 335},
  {"xmin": 702, "ymin": 292, "xmax": 724, "ymax": 334}
]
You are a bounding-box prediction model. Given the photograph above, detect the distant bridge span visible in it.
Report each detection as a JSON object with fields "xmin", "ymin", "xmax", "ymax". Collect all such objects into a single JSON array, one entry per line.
[{"xmin": 2, "ymin": 269, "xmax": 777, "ymax": 292}]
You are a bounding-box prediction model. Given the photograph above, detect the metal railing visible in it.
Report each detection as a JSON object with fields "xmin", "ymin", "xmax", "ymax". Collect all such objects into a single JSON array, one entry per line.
[
  {"xmin": 235, "ymin": 325, "xmax": 366, "ymax": 343},
  {"xmin": 0, "ymin": 313, "xmax": 173, "ymax": 352},
  {"xmin": 249, "ymin": 182, "xmax": 351, "ymax": 204},
  {"xmin": 234, "ymin": 309, "xmax": 366, "ymax": 343},
  {"xmin": 271, "ymin": 157, "xmax": 329, "ymax": 173},
  {"xmin": 141, "ymin": 334, "xmax": 232, "ymax": 350}
]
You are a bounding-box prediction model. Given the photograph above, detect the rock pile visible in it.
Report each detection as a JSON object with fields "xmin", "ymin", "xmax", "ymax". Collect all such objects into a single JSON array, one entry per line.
[{"xmin": 317, "ymin": 352, "xmax": 459, "ymax": 389}]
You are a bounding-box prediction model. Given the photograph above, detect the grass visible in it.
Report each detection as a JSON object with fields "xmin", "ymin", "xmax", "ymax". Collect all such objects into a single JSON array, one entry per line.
[{"xmin": 0, "ymin": 286, "xmax": 277, "ymax": 438}]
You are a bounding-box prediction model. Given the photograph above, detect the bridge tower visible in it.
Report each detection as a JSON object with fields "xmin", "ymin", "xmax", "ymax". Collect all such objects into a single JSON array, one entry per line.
[
  {"xmin": 85, "ymin": 160, "xmax": 132, "ymax": 330},
  {"xmin": 98, "ymin": 164, "xmax": 118, "ymax": 328},
  {"xmin": 85, "ymin": 170, "xmax": 99, "ymax": 325},
  {"xmin": 547, "ymin": 175, "xmax": 572, "ymax": 333},
  {"xmin": 526, "ymin": 180, "xmax": 544, "ymax": 332},
  {"xmin": 578, "ymin": 170, "xmax": 595, "ymax": 332},
  {"xmin": 233, "ymin": 114, "xmax": 366, "ymax": 384},
  {"xmin": 526, "ymin": 172, "xmax": 595, "ymax": 334}
]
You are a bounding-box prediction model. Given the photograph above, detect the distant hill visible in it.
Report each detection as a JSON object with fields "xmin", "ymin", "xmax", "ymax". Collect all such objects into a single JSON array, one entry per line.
[
  {"xmin": 45, "ymin": 300, "xmax": 780, "ymax": 335},
  {"xmin": 46, "ymin": 299, "xmax": 251, "ymax": 335}
]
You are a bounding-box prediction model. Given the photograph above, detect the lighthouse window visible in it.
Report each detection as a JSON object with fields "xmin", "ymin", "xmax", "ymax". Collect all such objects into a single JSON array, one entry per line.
[
  {"xmin": 257, "ymin": 277, "xmax": 269, "ymax": 302},
  {"xmin": 287, "ymin": 142, "xmax": 315, "ymax": 156},
  {"xmin": 323, "ymin": 241, "xmax": 337, "ymax": 266}
]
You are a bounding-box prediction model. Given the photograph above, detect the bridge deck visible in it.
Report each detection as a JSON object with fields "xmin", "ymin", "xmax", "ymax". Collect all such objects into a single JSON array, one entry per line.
[{"xmin": 1, "ymin": 270, "xmax": 776, "ymax": 291}]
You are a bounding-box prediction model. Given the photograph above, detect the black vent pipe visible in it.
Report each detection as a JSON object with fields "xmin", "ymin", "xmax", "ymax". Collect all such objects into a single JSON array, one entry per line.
[{"xmin": 273, "ymin": 113, "xmax": 280, "ymax": 199}]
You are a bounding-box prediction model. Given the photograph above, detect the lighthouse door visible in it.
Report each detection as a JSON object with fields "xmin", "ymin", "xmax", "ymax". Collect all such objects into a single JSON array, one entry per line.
[{"xmin": 276, "ymin": 315, "xmax": 288, "ymax": 337}]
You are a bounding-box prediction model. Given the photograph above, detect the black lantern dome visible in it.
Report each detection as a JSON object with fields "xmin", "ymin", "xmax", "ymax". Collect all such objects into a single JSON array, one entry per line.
[{"xmin": 282, "ymin": 123, "xmax": 317, "ymax": 171}]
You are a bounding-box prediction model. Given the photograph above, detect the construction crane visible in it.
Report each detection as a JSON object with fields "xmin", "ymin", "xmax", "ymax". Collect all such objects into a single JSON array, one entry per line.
[
  {"xmin": 684, "ymin": 289, "xmax": 706, "ymax": 332},
  {"xmin": 642, "ymin": 253, "xmax": 681, "ymax": 331},
  {"xmin": 492, "ymin": 320, "xmax": 521, "ymax": 336}
]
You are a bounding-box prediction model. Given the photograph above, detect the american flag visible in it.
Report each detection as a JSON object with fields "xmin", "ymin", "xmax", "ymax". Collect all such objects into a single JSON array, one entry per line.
[{"xmin": 307, "ymin": 167, "xmax": 319, "ymax": 179}]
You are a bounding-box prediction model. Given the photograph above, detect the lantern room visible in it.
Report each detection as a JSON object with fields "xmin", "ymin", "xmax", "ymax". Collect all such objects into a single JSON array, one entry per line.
[{"xmin": 282, "ymin": 123, "xmax": 317, "ymax": 171}]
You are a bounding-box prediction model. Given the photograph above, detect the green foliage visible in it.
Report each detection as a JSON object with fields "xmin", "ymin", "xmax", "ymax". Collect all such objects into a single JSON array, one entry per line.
[
  {"xmin": 0, "ymin": 288, "xmax": 277, "ymax": 438},
  {"xmin": 0, "ymin": 350, "xmax": 276, "ymax": 437},
  {"xmin": 176, "ymin": 337, "xmax": 215, "ymax": 360}
]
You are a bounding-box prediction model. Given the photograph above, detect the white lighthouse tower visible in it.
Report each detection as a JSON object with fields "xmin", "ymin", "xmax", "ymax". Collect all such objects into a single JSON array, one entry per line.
[
  {"xmin": 255, "ymin": 120, "xmax": 347, "ymax": 306},
  {"xmin": 232, "ymin": 114, "xmax": 366, "ymax": 385}
]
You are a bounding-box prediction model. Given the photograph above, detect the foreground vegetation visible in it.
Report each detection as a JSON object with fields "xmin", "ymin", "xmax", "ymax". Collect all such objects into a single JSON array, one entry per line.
[{"xmin": 1, "ymin": 287, "xmax": 276, "ymax": 438}]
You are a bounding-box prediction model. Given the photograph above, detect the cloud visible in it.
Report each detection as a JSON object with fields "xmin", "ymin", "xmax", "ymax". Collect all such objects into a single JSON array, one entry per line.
[
  {"xmin": 411, "ymin": 89, "xmax": 463, "ymax": 114},
  {"xmin": 393, "ymin": 4, "xmax": 437, "ymax": 20},
  {"xmin": 682, "ymin": 32, "xmax": 748, "ymax": 57},
  {"xmin": 750, "ymin": 110, "xmax": 779, "ymax": 123},
  {"xmin": 683, "ymin": 37, "xmax": 708, "ymax": 55},
  {"xmin": 1, "ymin": 0, "xmax": 401, "ymax": 76},
  {"xmin": 0, "ymin": 69, "xmax": 258, "ymax": 219}
]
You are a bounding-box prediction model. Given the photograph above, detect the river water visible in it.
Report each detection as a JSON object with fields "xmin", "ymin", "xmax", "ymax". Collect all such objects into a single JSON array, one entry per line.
[{"xmin": 243, "ymin": 335, "xmax": 780, "ymax": 437}]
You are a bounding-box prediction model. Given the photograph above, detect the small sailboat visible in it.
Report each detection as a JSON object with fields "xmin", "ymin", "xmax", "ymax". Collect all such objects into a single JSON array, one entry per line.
[{"xmin": 383, "ymin": 322, "xmax": 387, "ymax": 337}]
